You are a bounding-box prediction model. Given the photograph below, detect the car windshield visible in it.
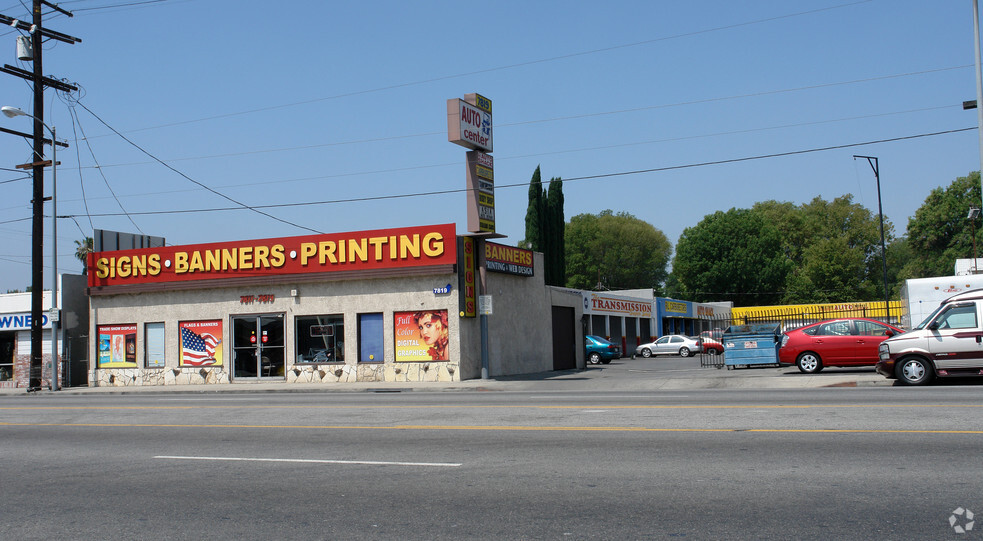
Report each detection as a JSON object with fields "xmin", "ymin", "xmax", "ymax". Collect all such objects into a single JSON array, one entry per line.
[{"xmin": 589, "ymin": 336, "xmax": 612, "ymax": 345}]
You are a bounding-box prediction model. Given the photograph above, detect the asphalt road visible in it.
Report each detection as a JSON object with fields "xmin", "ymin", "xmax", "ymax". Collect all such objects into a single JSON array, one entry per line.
[{"xmin": 2, "ymin": 381, "xmax": 983, "ymax": 540}]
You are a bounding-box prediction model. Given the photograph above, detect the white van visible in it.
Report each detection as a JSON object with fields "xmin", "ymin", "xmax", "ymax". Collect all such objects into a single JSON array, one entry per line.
[{"xmin": 876, "ymin": 288, "xmax": 983, "ymax": 385}]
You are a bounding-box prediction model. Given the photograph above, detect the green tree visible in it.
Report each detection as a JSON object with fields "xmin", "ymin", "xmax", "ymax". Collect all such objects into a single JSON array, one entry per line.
[
  {"xmin": 901, "ymin": 171, "xmax": 982, "ymax": 279},
  {"xmin": 522, "ymin": 166, "xmax": 566, "ymax": 286},
  {"xmin": 522, "ymin": 166, "xmax": 544, "ymax": 251},
  {"xmin": 782, "ymin": 195, "xmax": 889, "ymax": 303},
  {"xmin": 546, "ymin": 177, "xmax": 565, "ymax": 284},
  {"xmin": 565, "ymin": 210, "xmax": 671, "ymax": 290},
  {"xmin": 669, "ymin": 208, "xmax": 790, "ymax": 306},
  {"xmin": 75, "ymin": 237, "xmax": 93, "ymax": 275}
]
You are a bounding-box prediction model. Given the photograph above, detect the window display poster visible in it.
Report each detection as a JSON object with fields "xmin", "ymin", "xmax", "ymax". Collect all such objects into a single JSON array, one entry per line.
[
  {"xmin": 179, "ymin": 320, "xmax": 223, "ymax": 367},
  {"xmin": 97, "ymin": 324, "xmax": 138, "ymax": 368},
  {"xmin": 394, "ymin": 310, "xmax": 448, "ymax": 362}
]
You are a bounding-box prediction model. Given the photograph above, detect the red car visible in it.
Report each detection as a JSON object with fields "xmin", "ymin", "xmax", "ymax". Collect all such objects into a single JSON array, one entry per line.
[{"xmin": 779, "ymin": 318, "xmax": 903, "ymax": 374}]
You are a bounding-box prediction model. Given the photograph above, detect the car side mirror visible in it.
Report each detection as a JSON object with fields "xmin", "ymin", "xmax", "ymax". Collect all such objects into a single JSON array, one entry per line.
[
  {"xmin": 929, "ymin": 321, "xmax": 940, "ymax": 331},
  {"xmin": 885, "ymin": 330, "xmax": 894, "ymax": 337}
]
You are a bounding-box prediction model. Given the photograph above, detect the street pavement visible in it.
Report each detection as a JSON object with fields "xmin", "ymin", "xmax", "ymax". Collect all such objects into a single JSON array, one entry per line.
[{"xmin": 0, "ymin": 355, "xmax": 895, "ymax": 396}]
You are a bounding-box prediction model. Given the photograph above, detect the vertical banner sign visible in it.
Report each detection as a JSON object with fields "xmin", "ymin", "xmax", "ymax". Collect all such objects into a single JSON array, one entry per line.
[
  {"xmin": 179, "ymin": 320, "xmax": 223, "ymax": 367},
  {"xmin": 97, "ymin": 324, "xmax": 138, "ymax": 368},
  {"xmin": 394, "ymin": 310, "xmax": 450, "ymax": 362},
  {"xmin": 467, "ymin": 150, "xmax": 495, "ymax": 233},
  {"xmin": 458, "ymin": 237, "xmax": 477, "ymax": 318}
]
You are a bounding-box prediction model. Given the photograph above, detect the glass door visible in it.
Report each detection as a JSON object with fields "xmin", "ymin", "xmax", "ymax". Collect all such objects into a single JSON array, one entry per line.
[{"xmin": 232, "ymin": 314, "xmax": 285, "ymax": 379}]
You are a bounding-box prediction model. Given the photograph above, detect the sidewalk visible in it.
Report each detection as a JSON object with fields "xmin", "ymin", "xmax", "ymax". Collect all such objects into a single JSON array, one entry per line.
[{"xmin": 0, "ymin": 364, "xmax": 894, "ymax": 396}]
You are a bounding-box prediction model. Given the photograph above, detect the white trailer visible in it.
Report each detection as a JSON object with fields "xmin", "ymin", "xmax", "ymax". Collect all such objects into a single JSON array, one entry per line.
[{"xmin": 900, "ymin": 275, "xmax": 983, "ymax": 329}]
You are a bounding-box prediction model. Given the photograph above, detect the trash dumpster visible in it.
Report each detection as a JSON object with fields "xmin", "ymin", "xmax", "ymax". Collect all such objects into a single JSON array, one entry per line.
[{"xmin": 722, "ymin": 324, "xmax": 782, "ymax": 369}]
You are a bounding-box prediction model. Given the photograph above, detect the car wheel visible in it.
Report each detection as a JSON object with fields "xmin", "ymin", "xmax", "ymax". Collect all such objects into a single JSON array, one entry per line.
[
  {"xmin": 640, "ymin": 348, "xmax": 652, "ymax": 358},
  {"xmin": 895, "ymin": 356, "xmax": 933, "ymax": 386},
  {"xmin": 796, "ymin": 352, "xmax": 823, "ymax": 374},
  {"xmin": 679, "ymin": 347, "xmax": 691, "ymax": 357},
  {"xmin": 588, "ymin": 352, "xmax": 602, "ymax": 365},
  {"xmin": 706, "ymin": 348, "xmax": 718, "ymax": 356}
]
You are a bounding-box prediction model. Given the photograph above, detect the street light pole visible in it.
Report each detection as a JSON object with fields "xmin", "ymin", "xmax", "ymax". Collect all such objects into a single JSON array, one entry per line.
[
  {"xmin": 2, "ymin": 106, "xmax": 59, "ymax": 390},
  {"xmin": 854, "ymin": 155, "xmax": 891, "ymax": 322},
  {"xmin": 970, "ymin": 208, "xmax": 981, "ymax": 273}
]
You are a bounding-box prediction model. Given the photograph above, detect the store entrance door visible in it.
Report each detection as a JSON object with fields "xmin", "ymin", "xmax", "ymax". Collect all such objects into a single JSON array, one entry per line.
[{"xmin": 231, "ymin": 314, "xmax": 285, "ymax": 379}]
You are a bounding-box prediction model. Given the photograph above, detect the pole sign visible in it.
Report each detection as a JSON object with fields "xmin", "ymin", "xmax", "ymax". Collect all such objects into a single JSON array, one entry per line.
[
  {"xmin": 447, "ymin": 93, "xmax": 492, "ymax": 152},
  {"xmin": 467, "ymin": 150, "xmax": 495, "ymax": 233}
]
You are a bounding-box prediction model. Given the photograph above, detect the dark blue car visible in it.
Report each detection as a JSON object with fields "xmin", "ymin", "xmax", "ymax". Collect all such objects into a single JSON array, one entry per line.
[{"xmin": 586, "ymin": 335, "xmax": 621, "ymax": 364}]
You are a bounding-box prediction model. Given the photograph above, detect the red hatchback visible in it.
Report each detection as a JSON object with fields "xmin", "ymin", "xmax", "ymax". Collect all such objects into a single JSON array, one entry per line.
[{"xmin": 779, "ymin": 318, "xmax": 903, "ymax": 374}]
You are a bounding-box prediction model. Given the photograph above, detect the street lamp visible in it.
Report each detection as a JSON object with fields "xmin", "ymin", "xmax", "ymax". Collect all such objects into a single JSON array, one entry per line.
[
  {"xmin": 970, "ymin": 207, "xmax": 981, "ymax": 273},
  {"xmin": 2, "ymin": 105, "xmax": 60, "ymax": 391},
  {"xmin": 854, "ymin": 155, "xmax": 891, "ymax": 322}
]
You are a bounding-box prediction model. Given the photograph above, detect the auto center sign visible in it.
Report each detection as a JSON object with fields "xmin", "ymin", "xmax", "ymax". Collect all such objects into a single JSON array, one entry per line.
[{"xmin": 447, "ymin": 93, "xmax": 492, "ymax": 152}]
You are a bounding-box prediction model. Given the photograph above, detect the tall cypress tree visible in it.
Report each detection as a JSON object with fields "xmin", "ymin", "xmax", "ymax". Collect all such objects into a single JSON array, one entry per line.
[
  {"xmin": 547, "ymin": 177, "xmax": 565, "ymax": 285},
  {"xmin": 523, "ymin": 166, "xmax": 566, "ymax": 286},
  {"xmin": 523, "ymin": 166, "xmax": 544, "ymax": 251}
]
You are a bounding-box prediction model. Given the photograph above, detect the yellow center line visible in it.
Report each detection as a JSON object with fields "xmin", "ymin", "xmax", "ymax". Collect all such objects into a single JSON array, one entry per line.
[
  {"xmin": 1, "ymin": 421, "xmax": 982, "ymax": 434},
  {"xmin": 1, "ymin": 403, "xmax": 983, "ymax": 411}
]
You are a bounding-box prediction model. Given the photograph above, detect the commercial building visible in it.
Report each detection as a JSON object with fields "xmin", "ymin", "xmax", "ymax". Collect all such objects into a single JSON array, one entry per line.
[
  {"xmin": 0, "ymin": 274, "xmax": 89, "ymax": 388},
  {"xmin": 85, "ymin": 223, "xmax": 585, "ymax": 387}
]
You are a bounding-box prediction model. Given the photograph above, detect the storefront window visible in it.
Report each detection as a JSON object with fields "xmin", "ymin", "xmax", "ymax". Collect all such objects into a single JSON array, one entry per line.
[
  {"xmin": 0, "ymin": 334, "xmax": 12, "ymax": 381},
  {"xmin": 296, "ymin": 315, "xmax": 344, "ymax": 363}
]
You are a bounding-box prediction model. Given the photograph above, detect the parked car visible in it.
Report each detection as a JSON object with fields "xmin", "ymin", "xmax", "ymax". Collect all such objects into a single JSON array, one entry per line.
[
  {"xmin": 635, "ymin": 335, "xmax": 702, "ymax": 358},
  {"xmin": 697, "ymin": 329, "xmax": 724, "ymax": 355},
  {"xmin": 779, "ymin": 318, "xmax": 903, "ymax": 374},
  {"xmin": 877, "ymin": 288, "xmax": 983, "ymax": 385},
  {"xmin": 585, "ymin": 335, "xmax": 621, "ymax": 364}
]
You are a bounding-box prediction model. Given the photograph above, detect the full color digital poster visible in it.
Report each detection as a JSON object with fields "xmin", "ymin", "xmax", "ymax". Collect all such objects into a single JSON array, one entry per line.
[
  {"xmin": 179, "ymin": 320, "xmax": 223, "ymax": 367},
  {"xmin": 97, "ymin": 324, "xmax": 138, "ymax": 368},
  {"xmin": 394, "ymin": 310, "xmax": 449, "ymax": 362}
]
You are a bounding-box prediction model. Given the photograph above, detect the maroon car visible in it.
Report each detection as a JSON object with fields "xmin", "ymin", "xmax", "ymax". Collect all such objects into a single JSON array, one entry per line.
[{"xmin": 779, "ymin": 318, "xmax": 903, "ymax": 374}]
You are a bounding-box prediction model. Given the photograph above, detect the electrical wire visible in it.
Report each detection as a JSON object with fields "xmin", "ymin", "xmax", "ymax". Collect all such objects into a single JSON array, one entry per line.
[
  {"xmin": 75, "ymin": 100, "xmax": 325, "ymax": 235},
  {"xmin": 77, "ymin": 0, "xmax": 878, "ymax": 137},
  {"xmin": 55, "ymin": 126, "xmax": 977, "ymax": 220}
]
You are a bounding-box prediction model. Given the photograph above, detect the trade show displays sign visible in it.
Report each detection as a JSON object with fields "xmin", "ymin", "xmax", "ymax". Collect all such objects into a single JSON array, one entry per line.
[
  {"xmin": 394, "ymin": 310, "xmax": 449, "ymax": 362},
  {"xmin": 485, "ymin": 242, "xmax": 533, "ymax": 276},
  {"xmin": 87, "ymin": 224, "xmax": 457, "ymax": 288},
  {"xmin": 179, "ymin": 320, "xmax": 223, "ymax": 367},
  {"xmin": 97, "ymin": 323, "xmax": 137, "ymax": 368}
]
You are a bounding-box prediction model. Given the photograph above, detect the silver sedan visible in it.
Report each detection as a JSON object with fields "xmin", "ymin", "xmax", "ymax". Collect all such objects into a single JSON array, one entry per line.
[{"xmin": 635, "ymin": 335, "xmax": 701, "ymax": 358}]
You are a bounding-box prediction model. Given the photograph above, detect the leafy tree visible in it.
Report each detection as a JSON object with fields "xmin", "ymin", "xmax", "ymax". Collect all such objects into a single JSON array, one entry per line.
[
  {"xmin": 901, "ymin": 171, "xmax": 982, "ymax": 279},
  {"xmin": 669, "ymin": 208, "xmax": 790, "ymax": 306},
  {"xmin": 565, "ymin": 210, "xmax": 671, "ymax": 290},
  {"xmin": 783, "ymin": 195, "xmax": 889, "ymax": 303}
]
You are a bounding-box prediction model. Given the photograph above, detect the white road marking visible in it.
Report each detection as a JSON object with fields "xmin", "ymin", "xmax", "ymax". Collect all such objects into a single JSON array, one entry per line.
[{"xmin": 154, "ymin": 455, "xmax": 462, "ymax": 467}]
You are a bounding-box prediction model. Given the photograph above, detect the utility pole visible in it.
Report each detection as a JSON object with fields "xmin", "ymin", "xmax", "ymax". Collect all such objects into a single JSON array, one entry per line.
[{"xmin": 0, "ymin": 2, "xmax": 79, "ymax": 391}]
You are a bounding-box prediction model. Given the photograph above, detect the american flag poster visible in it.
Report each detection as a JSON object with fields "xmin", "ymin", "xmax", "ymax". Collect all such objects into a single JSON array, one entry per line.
[{"xmin": 179, "ymin": 320, "xmax": 223, "ymax": 367}]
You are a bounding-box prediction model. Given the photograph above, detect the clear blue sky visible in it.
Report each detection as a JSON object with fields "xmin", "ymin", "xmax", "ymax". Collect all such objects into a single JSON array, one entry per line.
[{"xmin": 0, "ymin": 0, "xmax": 980, "ymax": 293}]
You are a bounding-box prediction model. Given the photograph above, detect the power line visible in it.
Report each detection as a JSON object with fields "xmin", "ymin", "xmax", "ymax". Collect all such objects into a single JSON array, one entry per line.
[
  {"xmin": 75, "ymin": 100, "xmax": 325, "ymax": 235},
  {"xmin": 58, "ymin": 126, "xmax": 977, "ymax": 220},
  {"xmin": 74, "ymin": 0, "xmax": 877, "ymax": 137}
]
